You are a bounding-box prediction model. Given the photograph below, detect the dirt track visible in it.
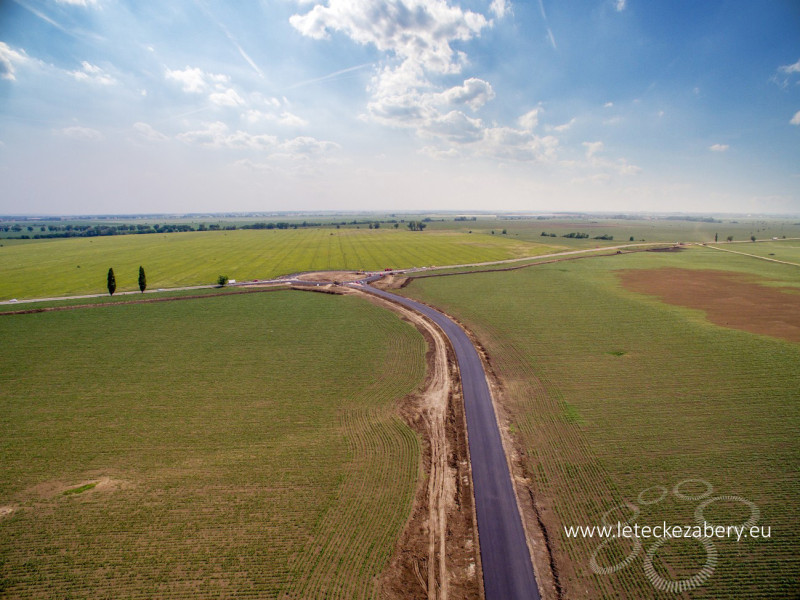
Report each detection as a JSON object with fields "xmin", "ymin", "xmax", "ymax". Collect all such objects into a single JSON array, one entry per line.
[
  {"xmin": 346, "ymin": 287, "xmax": 480, "ymax": 600},
  {"xmin": 359, "ymin": 285, "xmax": 540, "ymax": 600}
]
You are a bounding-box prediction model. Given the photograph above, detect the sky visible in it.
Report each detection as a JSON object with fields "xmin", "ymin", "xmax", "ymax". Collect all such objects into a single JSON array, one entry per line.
[{"xmin": 0, "ymin": 0, "xmax": 799, "ymax": 216}]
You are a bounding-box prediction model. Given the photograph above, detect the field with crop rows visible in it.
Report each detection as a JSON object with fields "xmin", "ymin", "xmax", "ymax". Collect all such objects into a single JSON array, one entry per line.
[
  {"xmin": 0, "ymin": 290, "xmax": 427, "ymax": 598},
  {"xmin": 429, "ymin": 216, "xmax": 800, "ymax": 248},
  {"xmin": 0, "ymin": 226, "xmax": 556, "ymax": 301},
  {"xmin": 402, "ymin": 247, "xmax": 799, "ymax": 598},
  {"xmin": 707, "ymin": 240, "xmax": 800, "ymax": 265}
]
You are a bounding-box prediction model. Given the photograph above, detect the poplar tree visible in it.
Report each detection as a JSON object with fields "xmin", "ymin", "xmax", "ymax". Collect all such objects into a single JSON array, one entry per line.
[
  {"xmin": 138, "ymin": 266, "xmax": 147, "ymax": 293},
  {"xmin": 107, "ymin": 268, "xmax": 116, "ymax": 296}
]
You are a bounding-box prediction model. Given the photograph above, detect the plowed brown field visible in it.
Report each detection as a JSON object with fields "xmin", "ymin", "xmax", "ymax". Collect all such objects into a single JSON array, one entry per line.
[{"xmin": 618, "ymin": 268, "xmax": 800, "ymax": 342}]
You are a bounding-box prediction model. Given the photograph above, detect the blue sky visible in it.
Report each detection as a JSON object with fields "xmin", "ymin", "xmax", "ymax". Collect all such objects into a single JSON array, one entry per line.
[{"xmin": 0, "ymin": 0, "xmax": 798, "ymax": 215}]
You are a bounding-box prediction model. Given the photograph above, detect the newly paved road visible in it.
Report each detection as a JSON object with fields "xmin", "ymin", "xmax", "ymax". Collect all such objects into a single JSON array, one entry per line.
[{"xmin": 359, "ymin": 284, "xmax": 540, "ymax": 600}]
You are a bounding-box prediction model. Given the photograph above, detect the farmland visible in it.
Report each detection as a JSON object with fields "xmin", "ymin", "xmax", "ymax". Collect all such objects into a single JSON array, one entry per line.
[
  {"xmin": 707, "ymin": 240, "xmax": 800, "ymax": 265},
  {"xmin": 2, "ymin": 215, "xmax": 799, "ymax": 598},
  {"xmin": 401, "ymin": 246, "xmax": 800, "ymax": 598},
  {"xmin": 430, "ymin": 216, "xmax": 800, "ymax": 247},
  {"xmin": 0, "ymin": 290, "xmax": 427, "ymax": 598},
  {"xmin": 0, "ymin": 226, "xmax": 557, "ymax": 301}
]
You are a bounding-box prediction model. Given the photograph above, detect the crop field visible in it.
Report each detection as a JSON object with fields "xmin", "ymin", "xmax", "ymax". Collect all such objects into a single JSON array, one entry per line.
[
  {"xmin": 0, "ymin": 290, "xmax": 427, "ymax": 598},
  {"xmin": 402, "ymin": 246, "xmax": 799, "ymax": 598},
  {"xmin": 427, "ymin": 216, "xmax": 800, "ymax": 248},
  {"xmin": 708, "ymin": 240, "xmax": 800, "ymax": 265},
  {"xmin": 0, "ymin": 227, "xmax": 556, "ymax": 301}
]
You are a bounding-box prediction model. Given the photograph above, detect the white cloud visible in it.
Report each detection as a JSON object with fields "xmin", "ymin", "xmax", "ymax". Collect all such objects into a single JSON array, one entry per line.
[
  {"xmin": 791, "ymin": 110, "xmax": 800, "ymax": 126},
  {"xmin": 165, "ymin": 66, "xmax": 229, "ymax": 94},
  {"xmin": 490, "ymin": 0, "xmax": 510, "ymax": 19},
  {"xmin": 604, "ymin": 101, "xmax": 614, "ymax": 108},
  {"xmin": 478, "ymin": 127, "xmax": 558, "ymax": 161},
  {"xmin": 278, "ymin": 112, "xmax": 309, "ymax": 127},
  {"xmin": 435, "ymin": 78, "xmax": 495, "ymax": 111},
  {"xmin": 292, "ymin": 1, "xmax": 561, "ymax": 165},
  {"xmin": 244, "ymin": 108, "xmax": 308, "ymax": 127},
  {"xmin": 583, "ymin": 141, "xmax": 604, "ymax": 158},
  {"xmin": 773, "ymin": 58, "xmax": 800, "ymax": 88},
  {"xmin": 550, "ymin": 118, "xmax": 576, "ymax": 132},
  {"xmin": 290, "ymin": 0, "xmax": 488, "ymax": 73},
  {"xmin": 55, "ymin": 0, "xmax": 99, "ymax": 5},
  {"xmin": 779, "ymin": 58, "xmax": 800, "ymax": 75},
  {"xmin": 709, "ymin": 143, "xmax": 729, "ymax": 152},
  {"xmin": 70, "ymin": 61, "xmax": 116, "ymax": 85},
  {"xmin": 243, "ymin": 95, "xmax": 308, "ymax": 127},
  {"xmin": 209, "ymin": 88, "xmax": 245, "ymax": 107},
  {"xmin": 133, "ymin": 122, "xmax": 168, "ymax": 142},
  {"xmin": 614, "ymin": 0, "xmax": 626, "ymax": 11},
  {"xmin": 177, "ymin": 122, "xmax": 277, "ymax": 150},
  {"xmin": 518, "ymin": 108, "xmax": 540, "ymax": 131},
  {"xmin": 292, "ymin": 0, "xmax": 492, "ymax": 134},
  {"xmin": 176, "ymin": 122, "xmax": 339, "ymax": 162},
  {"xmin": 275, "ymin": 136, "xmax": 340, "ymax": 159},
  {"xmin": 56, "ymin": 126, "xmax": 104, "ymax": 141},
  {"xmin": 165, "ymin": 66, "xmax": 208, "ymax": 93},
  {"xmin": 421, "ymin": 110, "xmax": 485, "ymax": 143},
  {"xmin": 0, "ymin": 42, "xmax": 29, "ymax": 81}
]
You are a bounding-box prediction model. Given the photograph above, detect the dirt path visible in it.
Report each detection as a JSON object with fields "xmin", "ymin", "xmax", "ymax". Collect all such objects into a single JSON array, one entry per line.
[
  {"xmin": 359, "ymin": 285, "xmax": 540, "ymax": 600},
  {"xmin": 295, "ymin": 271, "xmax": 366, "ymax": 282},
  {"xmin": 345, "ymin": 286, "xmax": 479, "ymax": 600}
]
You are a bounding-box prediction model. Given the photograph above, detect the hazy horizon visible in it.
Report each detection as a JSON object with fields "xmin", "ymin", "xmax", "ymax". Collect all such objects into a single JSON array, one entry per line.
[
  {"xmin": 1, "ymin": 0, "xmax": 799, "ymax": 215},
  {"xmin": 3, "ymin": 209, "xmax": 800, "ymax": 220}
]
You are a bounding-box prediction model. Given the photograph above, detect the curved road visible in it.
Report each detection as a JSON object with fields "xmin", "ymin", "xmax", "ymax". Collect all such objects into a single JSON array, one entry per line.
[{"xmin": 357, "ymin": 283, "xmax": 540, "ymax": 600}]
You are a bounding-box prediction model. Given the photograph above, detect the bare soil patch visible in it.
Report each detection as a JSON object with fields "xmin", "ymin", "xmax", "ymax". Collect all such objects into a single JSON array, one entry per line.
[
  {"xmin": 619, "ymin": 268, "xmax": 800, "ymax": 342},
  {"xmin": 25, "ymin": 476, "xmax": 123, "ymax": 500},
  {"xmin": 295, "ymin": 271, "xmax": 364, "ymax": 283},
  {"xmin": 371, "ymin": 274, "xmax": 410, "ymax": 290}
]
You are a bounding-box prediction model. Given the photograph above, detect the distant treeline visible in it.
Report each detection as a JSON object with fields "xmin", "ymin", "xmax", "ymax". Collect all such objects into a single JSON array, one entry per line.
[
  {"xmin": 541, "ymin": 231, "xmax": 614, "ymax": 240},
  {"xmin": 664, "ymin": 216, "xmax": 720, "ymax": 223},
  {"xmin": 3, "ymin": 223, "xmax": 200, "ymax": 239},
  {"xmin": 1, "ymin": 218, "xmax": 416, "ymax": 239}
]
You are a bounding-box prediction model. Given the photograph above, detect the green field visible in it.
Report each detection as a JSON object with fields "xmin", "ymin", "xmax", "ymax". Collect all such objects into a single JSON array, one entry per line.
[
  {"xmin": 0, "ymin": 227, "xmax": 555, "ymax": 301},
  {"xmin": 708, "ymin": 240, "xmax": 800, "ymax": 265},
  {"xmin": 427, "ymin": 216, "xmax": 800, "ymax": 248},
  {"xmin": 402, "ymin": 247, "xmax": 800, "ymax": 599},
  {"xmin": 0, "ymin": 290, "xmax": 427, "ymax": 598}
]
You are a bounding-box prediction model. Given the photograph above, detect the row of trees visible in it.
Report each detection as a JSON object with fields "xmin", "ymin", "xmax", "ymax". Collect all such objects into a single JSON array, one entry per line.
[
  {"xmin": 6, "ymin": 218, "xmax": 429, "ymax": 239},
  {"xmin": 540, "ymin": 231, "xmax": 613, "ymax": 240},
  {"xmin": 106, "ymin": 266, "xmax": 146, "ymax": 296},
  {"xmin": 7, "ymin": 223, "xmax": 197, "ymax": 239}
]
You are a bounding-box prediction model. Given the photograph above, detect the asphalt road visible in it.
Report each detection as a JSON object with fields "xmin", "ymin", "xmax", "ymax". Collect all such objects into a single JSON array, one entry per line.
[{"xmin": 359, "ymin": 284, "xmax": 540, "ymax": 600}]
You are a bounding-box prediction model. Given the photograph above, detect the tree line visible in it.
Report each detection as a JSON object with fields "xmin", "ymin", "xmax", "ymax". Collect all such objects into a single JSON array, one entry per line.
[
  {"xmin": 3, "ymin": 218, "xmax": 423, "ymax": 239},
  {"xmin": 5, "ymin": 223, "xmax": 199, "ymax": 239}
]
